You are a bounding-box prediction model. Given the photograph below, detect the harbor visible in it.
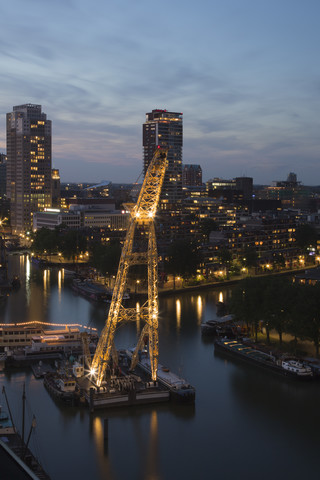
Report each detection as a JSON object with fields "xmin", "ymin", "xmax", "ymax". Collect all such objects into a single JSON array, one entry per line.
[{"xmin": 1, "ymin": 255, "xmax": 320, "ymax": 479}]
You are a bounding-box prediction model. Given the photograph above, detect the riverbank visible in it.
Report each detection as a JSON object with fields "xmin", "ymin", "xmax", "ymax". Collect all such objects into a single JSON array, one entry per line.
[
  {"xmin": 27, "ymin": 251, "xmax": 320, "ymax": 297},
  {"xmin": 157, "ymin": 265, "xmax": 319, "ymax": 297}
]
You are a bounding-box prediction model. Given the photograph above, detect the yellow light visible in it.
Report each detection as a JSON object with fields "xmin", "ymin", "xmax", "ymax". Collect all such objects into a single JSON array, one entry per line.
[
  {"xmin": 90, "ymin": 368, "xmax": 96, "ymax": 376},
  {"xmin": 0, "ymin": 320, "xmax": 97, "ymax": 331}
]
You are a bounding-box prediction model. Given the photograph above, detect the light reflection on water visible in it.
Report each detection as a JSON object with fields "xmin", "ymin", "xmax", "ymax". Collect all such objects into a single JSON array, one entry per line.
[{"xmin": 2, "ymin": 254, "xmax": 320, "ymax": 480}]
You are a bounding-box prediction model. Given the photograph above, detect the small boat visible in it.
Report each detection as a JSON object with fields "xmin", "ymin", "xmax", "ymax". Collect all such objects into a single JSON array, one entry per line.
[
  {"xmin": 31, "ymin": 256, "xmax": 46, "ymax": 267},
  {"xmin": 44, "ymin": 372, "xmax": 81, "ymax": 405},
  {"xmin": 281, "ymin": 359, "xmax": 313, "ymax": 377},
  {"xmin": 201, "ymin": 315, "xmax": 235, "ymax": 337},
  {"xmin": 72, "ymin": 278, "xmax": 129, "ymax": 303},
  {"xmin": 62, "ymin": 268, "xmax": 76, "ymax": 277},
  {"xmin": 71, "ymin": 278, "xmax": 110, "ymax": 303}
]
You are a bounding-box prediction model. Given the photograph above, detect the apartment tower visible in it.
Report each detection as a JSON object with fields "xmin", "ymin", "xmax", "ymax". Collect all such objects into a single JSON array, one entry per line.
[
  {"xmin": 143, "ymin": 109, "xmax": 183, "ymax": 205},
  {"xmin": 6, "ymin": 104, "xmax": 52, "ymax": 233}
]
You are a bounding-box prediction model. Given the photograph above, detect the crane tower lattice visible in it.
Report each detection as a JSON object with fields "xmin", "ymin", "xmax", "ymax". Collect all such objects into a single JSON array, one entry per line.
[{"xmin": 90, "ymin": 147, "xmax": 168, "ymax": 386}]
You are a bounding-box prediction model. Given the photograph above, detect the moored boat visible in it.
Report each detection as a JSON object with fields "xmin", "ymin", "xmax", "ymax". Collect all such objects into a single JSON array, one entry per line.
[
  {"xmin": 44, "ymin": 372, "xmax": 81, "ymax": 405},
  {"xmin": 0, "ymin": 321, "xmax": 98, "ymax": 353},
  {"xmin": 71, "ymin": 278, "xmax": 110, "ymax": 302},
  {"xmin": 214, "ymin": 338, "xmax": 314, "ymax": 380},
  {"xmin": 71, "ymin": 278, "xmax": 129, "ymax": 303},
  {"xmin": 201, "ymin": 314, "xmax": 236, "ymax": 337},
  {"xmin": 126, "ymin": 350, "xmax": 196, "ymax": 402}
]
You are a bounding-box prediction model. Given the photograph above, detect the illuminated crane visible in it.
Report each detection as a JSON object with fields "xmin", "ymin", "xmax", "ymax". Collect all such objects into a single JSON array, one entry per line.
[{"xmin": 90, "ymin": 147, "xmax": 168, "ymax": 387}]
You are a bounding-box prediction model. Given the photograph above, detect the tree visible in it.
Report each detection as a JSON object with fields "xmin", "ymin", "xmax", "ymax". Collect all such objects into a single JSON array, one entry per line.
[
  {"xmin": 32, "ymin": 228, "xmax": 58, "ymax": 255},
  {"xmin": 295, "ymin": 224, "xmax": 318, "ymax": 250},
  {"xmin": 285, "ymin": 284, "xmax": 309, "ymax": 353},
  {"xmin": 59, "ymin": 230, "xmax": 87, "ymax": 261},
  {"xmin": 165, "ymin": 239, "xmax": 203, "ymax": 286},
  {"xmin": 200, "ymin": 218, "xmax": 218, "ymax": 241},
  {"xmin": 263, "ymin": 277, "xmax": 291, "ymax": 345},
  {"xmin": 303, "ymin": 284, "xmax": 320, "ymax": 357},
  {"xmin": 229, "ymin": 277, "xmax": 264, "ymax": 341},
  {"xmin": 240, "ymin": 246, "xmax": 258, "ymax": 272},
  {"xmin": 90, "ymin": 242, "xmax": 121, "ymax": 276}
]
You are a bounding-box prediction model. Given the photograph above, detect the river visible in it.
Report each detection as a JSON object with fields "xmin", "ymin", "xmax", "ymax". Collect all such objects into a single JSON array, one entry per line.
[{"xmin": 1, "ymin": 254, "xmax": 319, "ymax": 480}]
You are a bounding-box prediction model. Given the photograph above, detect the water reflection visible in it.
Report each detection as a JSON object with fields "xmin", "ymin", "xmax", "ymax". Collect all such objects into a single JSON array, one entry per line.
[
  {"xmin": 176, "ymin": 299, "xmax": 181, "ymax": 330},
  {"xmin": 219, "ymin": 291, "xmax": 223, "ymax": 303},
  {"xmin": 91, "ymin": 416, "xmax": 115, "ymax": 479},
  {"xmin": 24, "ymin": 255, "xmax": 31, "ymax": 305},
  {"xmin": 43, "ymin": 269, "xmax": 50, "ymax": 296},
  {"xmin": 145, "ymin": 411, "xmax": 160, "ymax": 480},
  {"xmin": 196, "ymin": 295, "xmax": 202, "ymax": 324},
  {"xmin": 58, "ymin": 270, "xmax": 62, "ymax": 302},
  {"xmin": 136, "ymin": 302, "xmax": 141, "ymax": 332}
]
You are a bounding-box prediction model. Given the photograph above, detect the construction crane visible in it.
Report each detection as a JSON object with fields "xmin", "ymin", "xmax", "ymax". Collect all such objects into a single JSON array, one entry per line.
[{"xmin": 90, "ymin": 147, "xmax": 168, "ymax": 387}]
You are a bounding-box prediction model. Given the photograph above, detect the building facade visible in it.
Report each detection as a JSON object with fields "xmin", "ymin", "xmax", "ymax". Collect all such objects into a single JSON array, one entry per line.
[
  {"xmin": 182, "ymin": 164, "xmax": 202, "ymax": 187},
  {"xmin": 6, "ymin": 104, "xmax": 52, "ymax": 233},
  {"xmin": 0, "ymin": 153, "xmax": 7, "ymax": 198},
  {"xmin": 51, "ymin": 169, "xmax": 61, "ymax": 209},
  {"xmin": 143, "ymin": 109, "xmax": 183, "ymax": 204}
]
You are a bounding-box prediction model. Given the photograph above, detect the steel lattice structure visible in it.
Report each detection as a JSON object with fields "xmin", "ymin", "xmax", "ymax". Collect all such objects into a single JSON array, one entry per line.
[{"xmin": 90, "ymin": 147, "xmax": 168, "ymax": 386}]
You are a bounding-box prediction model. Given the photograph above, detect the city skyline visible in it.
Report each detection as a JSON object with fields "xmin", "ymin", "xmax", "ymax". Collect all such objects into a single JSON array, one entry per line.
[{"xmin": 0, "ymin": 1, "xmax": 319, "ymax": 185}]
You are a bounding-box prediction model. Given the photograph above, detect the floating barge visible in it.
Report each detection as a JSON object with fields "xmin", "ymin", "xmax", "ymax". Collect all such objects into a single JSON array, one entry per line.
[
  {"xmin": 44, "ymin": 349, "xmax": 195, "ymax": 410},
  {"xmin": 125, "ymin": 350, "xmax": 196, "ymax": 403},
  {"xmin": 82, "ymin": 376, "xmax": 170, "ymax": 411},
  {"xmin": 214, "ymin": 338, "xmax": 315, "ymax": 380}
]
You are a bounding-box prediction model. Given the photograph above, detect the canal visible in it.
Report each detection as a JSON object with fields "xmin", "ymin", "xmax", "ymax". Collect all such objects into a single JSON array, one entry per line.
[{"xmin": 1, "ymin": 254, "xmax": 320, "ymax": 480}]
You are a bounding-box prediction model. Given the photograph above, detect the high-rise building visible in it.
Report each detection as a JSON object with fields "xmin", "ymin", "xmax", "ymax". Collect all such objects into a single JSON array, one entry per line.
[
  {"xmin": 0, "ymin": 153, "xmax": 7, "ymax": 198},
  {"xmin": 51, "ymin": 169, "xmax": 61, "ymax": 208},
  {"xmin": 235, "ymin": 177, "xmax": 253, "ymax": 200},
  {"xmin": 6, "ymin": 104, "xmax": 52, "ymax": 233},
  {"xmin": 182, "ymin": 164, "xmax": 202, "ymax": 187},
  {"xmin": 143, "ymin": 109, "xmax": 183, "ymax": 204}
]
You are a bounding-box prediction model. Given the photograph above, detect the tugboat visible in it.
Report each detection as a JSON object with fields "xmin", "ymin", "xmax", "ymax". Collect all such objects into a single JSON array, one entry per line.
[{"xmin": 44, "ymin": 372, "xmax": 81, "ymax": 405}]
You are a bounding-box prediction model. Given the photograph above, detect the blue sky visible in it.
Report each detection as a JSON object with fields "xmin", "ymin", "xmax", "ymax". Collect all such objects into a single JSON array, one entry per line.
[{"xmin": 0, "ymin": 0, "xmax": 319, "ymax": 185}]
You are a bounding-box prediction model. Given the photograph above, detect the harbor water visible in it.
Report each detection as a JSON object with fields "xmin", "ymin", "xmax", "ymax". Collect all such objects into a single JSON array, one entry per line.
[{"xmin": 1, "ymin": 254, "xmax": 320, "ymax": 480}]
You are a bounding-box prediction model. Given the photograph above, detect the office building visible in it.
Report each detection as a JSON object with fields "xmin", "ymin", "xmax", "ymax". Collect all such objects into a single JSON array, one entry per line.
[
  {"xmin": 143, "ymin": 109, "xmax": 183, "ymax": 204},
  {"xmin": 51, "ymin": 169, "xmax": 61, "ymax": 209},
  {"xmin": 182, "ymin": 164, "xmax": 202, "ymax": 187},
  {"xmin": 235, "ymin": 177, "xmax": 253, "ymax": 200},
  {"xmin": 0, "ymin": 154, "xmax": 7, "ymax": 198},
  {"xmin": 6, "ymin": 104, "xmax": 52, "ymax": 233}
]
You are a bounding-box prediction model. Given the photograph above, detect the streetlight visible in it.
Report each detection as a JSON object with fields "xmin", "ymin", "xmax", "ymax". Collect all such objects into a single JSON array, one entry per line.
[{"xmin": 135, "ymin": 279, "xmax": 140, "ymax": 294}]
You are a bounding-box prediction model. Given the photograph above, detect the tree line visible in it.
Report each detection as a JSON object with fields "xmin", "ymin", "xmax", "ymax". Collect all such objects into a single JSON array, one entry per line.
[{"xmin": 229, "ymin": 276, "xmax": 320, "ymax": 356}]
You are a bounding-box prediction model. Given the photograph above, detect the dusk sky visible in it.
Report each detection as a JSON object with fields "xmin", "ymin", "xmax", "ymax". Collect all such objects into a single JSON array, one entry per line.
[{"xmin": 0, "ymin": 0, "xmax": 319, "ymax": 185}]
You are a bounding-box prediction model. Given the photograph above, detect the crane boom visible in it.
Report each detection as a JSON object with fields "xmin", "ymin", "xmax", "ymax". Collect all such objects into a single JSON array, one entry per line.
[{"xmin": 91, "ymin": 147, "xmax": 168, "ymax": 386}]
